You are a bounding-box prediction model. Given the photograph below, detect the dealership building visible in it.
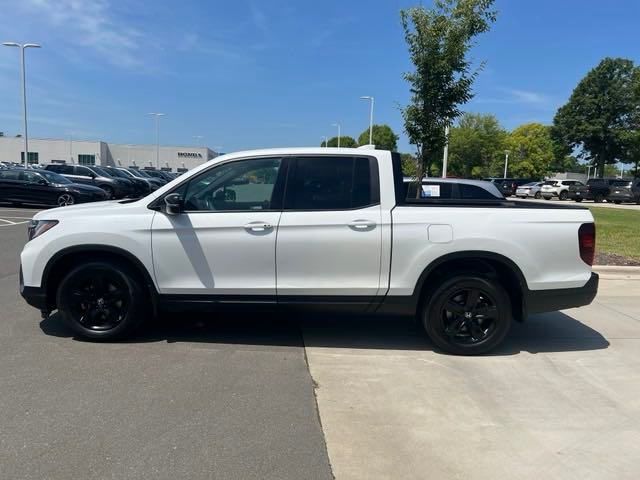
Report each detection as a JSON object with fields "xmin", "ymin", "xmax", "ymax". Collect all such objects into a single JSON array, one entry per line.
[{"xmin": 0, "ymin": 136, "xmax": 218, "ymax": 172}]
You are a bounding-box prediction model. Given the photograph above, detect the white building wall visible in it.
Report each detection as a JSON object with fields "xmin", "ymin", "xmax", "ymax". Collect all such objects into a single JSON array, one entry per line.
[
  {"xmin": 104, "ymin": 144, "xmax": 214, "ymax": 171},
  {"xmin": 0, "ymin": 137, "xmax": 217, "ymax": 171},
  {"xmin": 0, "ymin": 137, "xmax": 102, "ymax": 165}
]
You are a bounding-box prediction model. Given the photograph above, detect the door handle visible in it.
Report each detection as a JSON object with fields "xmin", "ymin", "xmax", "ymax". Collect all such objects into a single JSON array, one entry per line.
[
  {"xmin": 244, "ymin": 222, "xmax": 273, "ymax": 232},
  {"xmin": 348, "ymin": 220, "xmax": 376, "ymax": 230}
]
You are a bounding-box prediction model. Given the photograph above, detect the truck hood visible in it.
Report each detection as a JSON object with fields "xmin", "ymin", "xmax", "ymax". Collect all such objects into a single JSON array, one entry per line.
[{"xmin": 33, "ymin": 199, "xmax": 131, "ymax": 221}]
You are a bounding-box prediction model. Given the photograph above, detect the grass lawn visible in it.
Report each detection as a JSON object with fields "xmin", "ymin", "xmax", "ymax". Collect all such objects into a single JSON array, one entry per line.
[{"xmin": 588, "ymin": 207, "xmax": 640, "ymax": 261}]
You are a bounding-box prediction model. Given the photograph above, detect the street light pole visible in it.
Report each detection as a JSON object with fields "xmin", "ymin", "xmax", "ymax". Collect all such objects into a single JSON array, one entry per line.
[
  {"xmin": 3, "ymin": 42, "xmax": 41, "ymax": 166},
  {"xmin": 504, "ymin": 150, "xmax": 510, "ymax": 178},
  {"xmin": 360, "ymin": 96, "xmax": 374, "ymax": 145},
  {"xmin": 332, "ymin": 123, "xmax": 341, "ymax": 148},
  {"xmin": 147, "ymin": 113, "xmax": 165, "ymax": 169}
]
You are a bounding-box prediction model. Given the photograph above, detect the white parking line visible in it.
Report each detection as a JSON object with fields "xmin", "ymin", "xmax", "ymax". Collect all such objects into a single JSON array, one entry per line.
[{"xmin": 0, "ymin": 218, "xmax": 30, "ymax": 226}]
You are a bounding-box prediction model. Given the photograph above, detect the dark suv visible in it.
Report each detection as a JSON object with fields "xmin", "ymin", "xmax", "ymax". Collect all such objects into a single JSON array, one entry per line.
[
  {"xmin": 568, "ymin": 178, "xmax": 624, "ymax": 203},
  {"xmin": 101, "ymin": 166, "xmax": 150, "ymax": 197},
  {"xmin": 45, "ymin": 164, "xmax": 133, "ymax": 199},
  {"xmin": 607, "ymin": 178, "xmax": 640, "ymax": 204}
]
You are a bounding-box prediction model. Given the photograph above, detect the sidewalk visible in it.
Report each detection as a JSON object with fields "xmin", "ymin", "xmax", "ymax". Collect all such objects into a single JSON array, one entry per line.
[{"xmin": 303, "ymin": 278, "xmax": 640, "ymax": 480}]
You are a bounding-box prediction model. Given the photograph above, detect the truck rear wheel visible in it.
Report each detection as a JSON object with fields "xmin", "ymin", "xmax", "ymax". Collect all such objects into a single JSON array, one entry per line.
[
  {"xmin": 422, "ymin": 275, "xmax": 512, "ymax": 355},
  {"xmin": 56, "ymin": 261, "xmax": 148, "ymax": 341}
]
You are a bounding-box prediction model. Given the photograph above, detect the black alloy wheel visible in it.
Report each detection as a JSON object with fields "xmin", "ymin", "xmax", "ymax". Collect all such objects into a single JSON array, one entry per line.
[
  {"xmin": 534, "ymin": 191, "xmax": 542, "ymax": 199},
  {"xmin": 56, "ymin": 261, "xmax": 147, "ymax": 340},
  {"xmin": 57, "ymin": 193, "xmax": 75, "ymax": 207},
  {"xmin": 423, "ymin": 276, "xmax": 512, "ymax": 355},
  {"xmin": 102, "ymin": 186, "xmax": 115, "ymax": 199},
  {"xmin": 559, "ymin": 191, "xmax": 569, "ymax": 201}
]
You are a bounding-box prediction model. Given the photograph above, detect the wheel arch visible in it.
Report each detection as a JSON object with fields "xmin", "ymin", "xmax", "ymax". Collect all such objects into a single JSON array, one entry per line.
[
  {"xmin": 411, "ymin": 251, "xmax": 528, "ymax": 322},
  {"xmin": 42, "ymin": 245, "xmax": 158, "ymax": 313}
]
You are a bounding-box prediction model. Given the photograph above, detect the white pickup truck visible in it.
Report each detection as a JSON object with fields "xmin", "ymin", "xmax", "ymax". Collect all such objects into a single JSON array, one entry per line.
[{"xmin": 20, "ymin": 148, "xmax": 598, "ymax": 354}]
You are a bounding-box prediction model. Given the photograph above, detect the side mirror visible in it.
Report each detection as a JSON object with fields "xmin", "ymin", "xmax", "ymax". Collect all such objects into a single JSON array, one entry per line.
[
  {"xmin": 37, "ymin": 178, "xmax": 47, "ymax": 185},
  {"xmin": 164, "ymin": 193, "xmax": 183, "ymax": 215},
  {"xmin": 89, "ymin": 172, "xmax": 96, "ymax": 179}
]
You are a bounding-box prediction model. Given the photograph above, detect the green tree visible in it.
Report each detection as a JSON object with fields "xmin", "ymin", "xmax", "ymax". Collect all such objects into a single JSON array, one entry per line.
[
  {"xmin": 553, "ymin": 57, "xmax": 640, "ymax": 178},
  {"xmin": 447, "ymin": 113, "xmax": 506, "ymax": 177},
  {"xmin": 322, "ymin": 136, "xmax": 358, "ymax": 148},
  {"xmin": 400, "ymin": 0, "xmax": 497, "ymax": 183},
  {"xmin": 400, "ymin": 153, "xmax": 419, "ymax": 177},
  {"xmin": 503, "ymin": 123, "xmax": 555, "ymax": 179},
  {"xmin": 357, "ymin": 124, "xmax": 399, "ymax": 151}
]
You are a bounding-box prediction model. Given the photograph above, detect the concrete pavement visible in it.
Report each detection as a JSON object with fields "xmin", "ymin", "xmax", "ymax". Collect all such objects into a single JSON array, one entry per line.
[{"xmin": 303, "ymin": 280, "xmax": 640, "ymax": 479}]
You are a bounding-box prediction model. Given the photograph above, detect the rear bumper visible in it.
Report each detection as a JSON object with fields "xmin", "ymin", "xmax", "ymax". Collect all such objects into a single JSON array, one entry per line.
[
  {"xmin": 526, "ymin": 273, "xmax": 599, "ymax": 315},
  {"xmin": 19, "ymin": 267, "xmax": 48, "ymax": 311}
]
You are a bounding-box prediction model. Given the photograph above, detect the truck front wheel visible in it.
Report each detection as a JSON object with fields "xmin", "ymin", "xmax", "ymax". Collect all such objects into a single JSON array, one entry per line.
[
  {"xmin": 422, "ymin": 275, "xmax": 512, "ymax": 355},
  {"xmin": 56, "ymin": 261, "xmax": 148, "ymax": 341}
]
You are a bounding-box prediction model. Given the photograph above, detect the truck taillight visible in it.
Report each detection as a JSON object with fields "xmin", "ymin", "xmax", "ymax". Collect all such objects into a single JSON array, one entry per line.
[{"xmin": 578, "ymin": 223, "xmax": 596, "ymax": 266}]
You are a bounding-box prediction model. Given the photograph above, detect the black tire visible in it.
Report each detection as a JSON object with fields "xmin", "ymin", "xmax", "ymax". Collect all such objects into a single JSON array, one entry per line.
[
  {"xmin": 101, "ymin": 185, "xmax": 115, "ymax": 199},
  {"xmin": 559, "ymin": 191, "xmax": 569, "ymax": 201},
  {"xmin": 543, "ymin": 196, "xmax": 551, "ymax": 200},
  {"xmin": 56, "ymin": 193, "xmax": 75, "ymax": 207},
  {"xmin": 56, "ymin": 261, "xmax": 148, "ymax": 341},
  {"xmin": 594, "ymin": 194, "xmax": 604, "ymax": 203},
  {"xmin": 575, "ymin": 198, "xmax": 583, "ymax": 203},
  {"xmin": 534, "ymin": 192, "xmax": 542, "ymax": 199},
  {"xmin": 614, "ymin": 200, "xmax": 622, "ymax": 204},
  {"xmin": 421, "ymin": 275, "xmax": 512, "ymax": 355}
]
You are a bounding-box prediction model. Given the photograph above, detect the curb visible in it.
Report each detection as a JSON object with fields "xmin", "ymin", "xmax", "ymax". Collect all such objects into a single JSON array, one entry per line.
[{"xmin": 593, "ymin": 265, "xmax": 640, "ymax": 280}]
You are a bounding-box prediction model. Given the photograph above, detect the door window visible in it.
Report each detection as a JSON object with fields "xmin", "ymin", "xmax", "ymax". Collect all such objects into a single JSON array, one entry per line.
[
  {"xmin": 0, "ymin": 170, "xmax": 20, "ymax": 180},
  {"xmin": 285, "ymin": 156, "xmax": 378, "ymax": 210},
  {"xmin": 22, "ymin": 171, "xmax": 44, "ymax": 184},
  {"xmin": 75, "ymin": 166, "xmax": 94, "ymax": 177},
  {"xmin": 182, "ymin": 157, "xmax": 282, "ymax": 211}
]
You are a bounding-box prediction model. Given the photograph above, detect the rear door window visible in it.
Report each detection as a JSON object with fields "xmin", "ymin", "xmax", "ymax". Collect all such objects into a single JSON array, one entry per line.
[{"xmin": 284, "ymin": 156, "xmax": 378, "ymax": 210}]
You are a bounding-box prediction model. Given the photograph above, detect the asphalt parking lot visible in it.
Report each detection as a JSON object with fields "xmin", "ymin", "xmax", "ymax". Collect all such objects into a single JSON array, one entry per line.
[
  {"xmin": 1, "ymin": 206, "xmax": 639, "ymax": 479},
  {"xmin": 0, "ymin": 207, "xmax": 332, "ymax": 480},
  {"xmin": 509, "ymin": 196, "xmax": 640, "ymax": 210}
]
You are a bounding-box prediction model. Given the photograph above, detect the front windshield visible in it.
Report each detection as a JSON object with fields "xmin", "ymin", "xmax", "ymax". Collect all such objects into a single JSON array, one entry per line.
[
  {"xmin": 39, "ymin": 170, "xmax": 72, "ymax": 184},
  {"xmin": 91, "ymin": 166, "xmax": 112, "ymax": 177},
  {"xmin": 129, "ymin": 169, "xmax": 148, "ymax": 178},
  {"xmin": 105, "ymin": 168, "xmax": 127, "ymax": 179}
]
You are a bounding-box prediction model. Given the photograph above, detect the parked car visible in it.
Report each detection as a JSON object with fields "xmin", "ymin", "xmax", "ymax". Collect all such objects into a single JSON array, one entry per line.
[
  {"xmin": 115, "ymin": 167, "xmax": 163, "ymax": 191},
  {"xmin": 607, "ymin": 179, "xmax": 640, "ymax": 204},
  {"xmin": 482, "ymin": 178, "xmax": 536, "ymax": 197},
  {"xmin": 128, "ymin": 167, "xmax": 167, "ymax": 185},
  {"xmin": 101, "ymin": 166, "xmax": 150, "ymax": 197},
  {"xmin": 44, "ymin": 164, "xmax": 133, "ymax": 199},
  {"xmin": 569, "ymin": 178, "xmax": 632, "ymax": 203},
  {"xmin": 515, "ymin": 181, "xmax": 545, "ymax": 199},
  {"xmin": 142, "ymin": 169, "xmax": 175, "ymax": 183},
  {"xmin": 0, "ymin": 168, "xmax": 107, "ymax": 207},
  {"xmin": 541, "ymin": 179, "xmax": 583, "ymax": 200},
  {"xmin": 20, "ymin": 148, "xmax": 598, "ymax": 355}
]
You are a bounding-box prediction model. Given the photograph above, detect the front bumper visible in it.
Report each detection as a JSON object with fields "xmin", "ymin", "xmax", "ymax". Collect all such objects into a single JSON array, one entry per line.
[
  {"xmin": 526, "ymin": 272, "xmax": 599, "ymax": 315},
  {"xmin": 19, "ymin": 267, "xmax": 48, "ymax": 311}
]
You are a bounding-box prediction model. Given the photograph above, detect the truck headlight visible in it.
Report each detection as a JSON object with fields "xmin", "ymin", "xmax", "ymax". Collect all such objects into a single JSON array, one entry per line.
[{"xmin": 28, "ymin": 220, "xmax": 59, "ymax": 241}]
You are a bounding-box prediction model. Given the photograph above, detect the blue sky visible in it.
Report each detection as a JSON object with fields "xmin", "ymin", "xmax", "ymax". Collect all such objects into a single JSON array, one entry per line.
[{"xmin": 0, "ymin": 0, "xmax": 638, "ymax": 153}]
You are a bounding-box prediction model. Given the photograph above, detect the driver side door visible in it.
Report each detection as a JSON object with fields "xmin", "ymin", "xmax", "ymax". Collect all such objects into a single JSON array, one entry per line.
[{"xmin": 151, "ymin": 157, "xmax": 286, "ymax": 296}]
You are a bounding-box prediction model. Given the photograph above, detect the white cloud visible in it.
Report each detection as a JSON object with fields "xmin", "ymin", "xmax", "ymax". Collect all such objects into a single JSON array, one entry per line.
[
  {"xmin": 506, "ymin": 89, "xmax": 550, "ymax": 105},
  {"xmin": 21, "ymin": 0, "xmax": 145, "ymax": 68},
  {"xmin": 474, "ymin": 88, "xmax": 552, "ymax": 108}
]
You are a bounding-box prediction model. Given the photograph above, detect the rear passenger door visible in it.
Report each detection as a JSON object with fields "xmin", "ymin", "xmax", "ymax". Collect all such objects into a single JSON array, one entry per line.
[
  {"xmin": 275, "ymin": 156, "xmax": 383, "ymax": 302},
  {"xmin": 71, "ymin": 166, "xmax": 96, "ymax": 186}
]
